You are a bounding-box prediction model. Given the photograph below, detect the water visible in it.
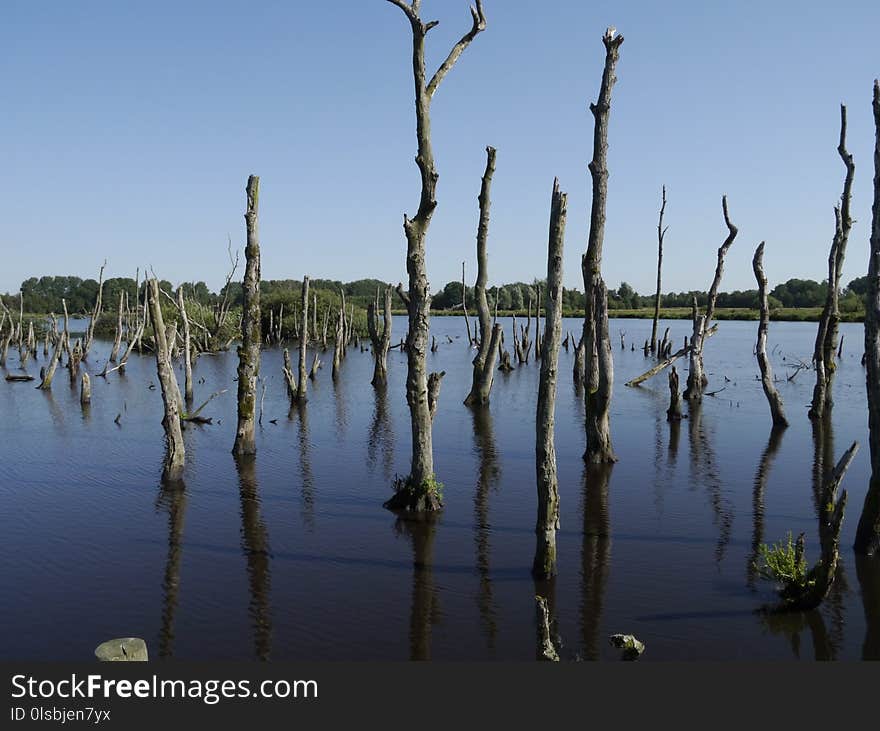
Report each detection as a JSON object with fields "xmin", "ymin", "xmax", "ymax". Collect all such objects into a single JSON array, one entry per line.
[{"xmin": 1, "ymin": 316, "xmax": 878, "ymax": 661}]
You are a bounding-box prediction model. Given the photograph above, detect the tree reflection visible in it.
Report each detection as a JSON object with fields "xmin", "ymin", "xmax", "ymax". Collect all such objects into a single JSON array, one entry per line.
[
  {"xmin": 156, "ymin": 482, "xmax": 186, "ymax": 659},
  {"xmin": 394, "ymin": 514, "xmax": 440, "ymax": 661},
  {"xmin": 580, "ymin": 464, "xmax": 612, "ymax": 660},
  {"xmin": 233, "ymin": 454, "xmax": 272, "ymax": 661},
  {"xmin": 748, "ymin": 427, "xmax": 786, "ymax": 589},
  {"xmin": 290, "ymin": 401, "xmax": 315, "ymax": 530},
  {"xmin": 367, "ymin": 383, "xmax": 395, "ymax": 482},
  {"xmin": 855, "ymin": 555, "xmax": 880, "ymax": 660}
]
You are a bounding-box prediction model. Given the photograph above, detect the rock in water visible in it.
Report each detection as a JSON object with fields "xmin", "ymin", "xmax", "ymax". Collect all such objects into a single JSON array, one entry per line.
[
  {"xmin": 609, "ymin": 633, "xmax": 645, "ymax": 661},
  {"xmin": 94, "ymin": 638, "xmax": 148, "ymax": 661}
]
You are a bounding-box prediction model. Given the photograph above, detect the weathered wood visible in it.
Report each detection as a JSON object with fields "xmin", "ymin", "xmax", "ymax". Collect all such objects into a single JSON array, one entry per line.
[
  {"xmin": 294, "ymin": 276, "xmax": 309, "ymax": 401},
  {"xmin": 667, "ymin": 365, "xmax": 682, "ymax": 421},
  {"xmin": 582, "ymin": 27, "xmax": 622, "ymax": 464},
  {"xmin": 82, "ymin": 260, "xmax": 105, "ymax": 359},
  {"xmin": 282, "ymin": 348, "xmax": 297, "ymax": 403},
  {"xmin": 535, "ymin": 596, "xmax": 559, "ymax": 661},
  {"xmin": 650, "ymin": 185, "xmax": 668, "ymax": 354},
  {"xmin": 856, "ymin": 80, "xmax": 880, "ymax": 557},
  {"xmin": 753, "ymin": 242, "xmax": 788, "ymax": 428},
  {"xmin": 147, "ymin": 279, "xmax": 185, "ymax": 482},
  {"xmin": 36, "ymin": 322, "xmax": 64, "ymax": 390},
  {"xmin": 683, "ymin": 196, "xmax": 738, "ymax": 399},
  {"xmin": 109, "ymin": 291, "xmax": 124, "ymax": 363},
  {"xmin": 386, "ymin": 0, "xmax": 485, "ymax": 502},
  {"xmin": 625, "ymin": 324, "xmax": 718, "ymax": 387},
  {"xmin": 233, "ymin": 174, "xmax": 262, "ymax": 456},
  {"xmin": 465, "ymin": 146, "xmax": 500, "ymax": 406},
  {"xmin": 533, "ymin": 178, "xmax": 566, "ymax": 580},
  {"xmin": 367, "ymin": 285, "xmax": 393, "ymax": 386},
  {"xmin": 462, "ymin": 260, "xmax": 472, "ymax": 345},
  {"xmin": 80, "ymin": 372, "xmax": 91, "ymax": 405},
  {"xmin": 177, "ymin": 288, "xmax": 194, "ymax": 404},
  {"xmin": 810, "ymin": 105, "xmax": 856, "ymax": 420},
  {"xmin": 685, "ymin": 297, "xmax": 706, "ymax": 400},
  {"xmin": 95, "ymin": 638, "xmax": 148, "ymax": 662}
]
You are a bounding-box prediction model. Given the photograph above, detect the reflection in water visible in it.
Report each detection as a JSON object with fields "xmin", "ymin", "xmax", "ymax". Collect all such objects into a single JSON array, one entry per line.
[
  {"xmin": 533, "ymin": 576, "xmax": 560, "ymax": 661},
  {"xmin": 395, "ymin": 514, "xmax": 440, "ymax": 661},
  {"xmin": 234, "ymin": 455, "xmax": 273, "ymax": 661},
  {"xmin": 290, "ymin": 401, "xmax": 315, "ymax": 530},
  {"xmin": 332, "ymin": 374, "xmax": 348, "ymax": 444},
  {"xmin": 687, "ymin": 401, "xmax": 733, "ymax": 565},
  {"xmin": 759, "ymin": 609, "xmax": 834, "ymax": 661},
  {"xmin": 580, "ymin": 464, "xmax": 611, "ymax": 660},
  {"xmin": 668, "ymin": 418, "xmax": 681, "ymax": 464},
  {"xmin": 809, "ymin": 416, "xmax": 847, "ymax": 652},
  {"xmin": 156, "ymin": 483, "xmax": 187, "ymax": 658},
  {"xmin": 855, "ymin": 556, "xmax": 880, "ymax": 660},
  {"xmin": 367, "ymin": 384, "xmax": 395, "ymax": 482},
  {"xmin": 748, "ymin": 427, "xmax": 786, "ymax": 589},
  {"xmin": 470, "ymin": 406, "xmax": 500, "ymax": 653}
]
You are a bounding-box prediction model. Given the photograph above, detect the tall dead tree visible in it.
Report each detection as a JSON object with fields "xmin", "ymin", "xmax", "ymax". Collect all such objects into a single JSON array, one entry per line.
[
  {"xmin": 464, "ymin": 146, "xmax": 501, "ymax": 406},
  {"xmin": 752, "ymin": 242, "xmax": 788, "ymax": 428},
  {"xmin": 582, "ymin": 27, "xmax": 623, "ymax": 464},
  {"xmin": 533, "ymin": 179, "xmax": 566, "ymax": 580},
  {"xmin": 384, "ymin": 0, "xmax": 486, "ymax": 507},
  {"xmin": 233, "ymin": 175, "xmax": 262, "ymax": 456},
  {"xmin": 809, "ymin": 105, "xmax": 856, "ymax": 420},
  {"xmin": 177, "ymin": 288, "xmax": 194, "ymax": 405},
  {"xmin": 109, "ymin": 292, "xmax": 124, "ymax": 363},
  {"xmin": 82, "ymin": 260, "xmax": 106, "ymax": 359},
  {"xmin": 367, "ymin": 285, "xmax": 393, "ymax": 386},
  {"xmin": 683, "ymin": 196, "xmax": 738, "ymax": 400},
  {"xmin": 650, "ymin": 185, "xmax": 668, "ymax": 354},
  {"xmin": 855, "ymin": 80, "xmax": 880, "ymax": 556},
  {"xmin": 147, "ymin": 279, "xmax": 185, "ymax": 482},
  {"xmin": 294, "ymin": 276, "xmax": 309, "ymax": 401},
  {"xmin": 462, "ymin": 261, "xmax": 472, "ymax": 345}
]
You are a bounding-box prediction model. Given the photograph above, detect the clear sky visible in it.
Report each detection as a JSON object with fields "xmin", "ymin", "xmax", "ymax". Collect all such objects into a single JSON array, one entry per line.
[{"xmin": 1, "ymin": 0, "xmax": 878, "ymax": 296}]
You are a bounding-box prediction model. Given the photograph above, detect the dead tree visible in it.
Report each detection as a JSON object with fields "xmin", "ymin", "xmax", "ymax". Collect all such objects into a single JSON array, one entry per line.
[
  {"xmin": 367, "ymin": 285, "xmax": 393, "ymax": 386},
  {"xmin": 36, "ymin": 321, "xmax": 64, "ymax": 390},
  {"xmin": 855, "ymin": 80, "xmax": 880, "ymax": 557},
  {"xmin": 294, "ymin": 276, "xmax": 309, "ymax": 401},
  {"xmin": 650, "ymin": 185, "xmax": 668, "ymax": 354},
  {"xmin": 332, "ymin": 309, "xmax": 344, "ymax": 380},
  {"xmin": 573, "ymin": 333, "xmax": 585, "ymax": 385},
  {"xmin": 177, "ymin": 288, "xmax": 194, "ymax": 405},
  {"xmin": 753, "ymin": 242, "xmax": 788, "ymax": 428},
  {"xmin": 582, "ymin": 27, "xmax": 623, "ymax": 464},
  {"xmin": 80, "ymin": 372, "xmax": 91, "ymax": 406},
  {"xmin": 384, "ymin": 0, "xmax": 486, "ymax": 508},
  {"xmin": 109, "ymin": 292, "xmax": 124, "ymax": 363},
  {"xmin": 666, "ymin": 365, "xmax": 682, "ymax": 421},
  {"xmin": 683, "ymin": 196, "xmax": 738, "ymax": 400},
  {"xmin": 147, "ymin": 279, "xmax": 185, "ymax": 482},
  {"xmin": 464, "ymin": 146, "xmax": 501, "ymax": 406},
  {"xmin": 282, "ymin": 348, "xmax": 297, "ymax": 403},
  {"xmin": 82, "ymin": 260, "xmax": 106, "ymax": 359},
  {"xmin": 233, "ymin": 175, "xmax": 262, "ymax": 456},
  {"xmin": 809, "ymin": 105, "xmax": 856, "ymax": 420},
  {"xmin": 533, "ymin": 179, "xmax": 566, "ymax": 580}
]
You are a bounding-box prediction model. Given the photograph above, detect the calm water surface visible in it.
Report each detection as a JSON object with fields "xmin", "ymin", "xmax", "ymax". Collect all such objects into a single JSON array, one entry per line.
[{"xmin": 1, "ymin": 316, "xmax": 878, "ymax": 660}]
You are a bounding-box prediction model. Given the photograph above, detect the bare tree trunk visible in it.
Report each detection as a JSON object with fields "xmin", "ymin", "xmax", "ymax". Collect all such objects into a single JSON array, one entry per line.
[
  {"xmin": 147, "ymin": 279, "xmax": 185, "ymax": 482},
  {"xmin": 685, "ymin": 297, "xmax": 705, "ymax": 400},
  {"xmin": 810, "ymin": 105, "xmax": 856, "ymax": 420},
  {"xmin": 312, "ymin": 293, "xmax": 317, "ymax": 346},
  {"xmin": 294, "ymin": 276, "xmax": 309, "ymax": 401},
  {"xmin": 650, "ymin": 185, "xmax": 667, "ymax": 353},
  {"xmin": 535, "ymin": 284, "xmax": 542, "ymax": 360},
  {"xmin": 573, "ymin": 333, "xmax": 585, "ymax": 385},
  {"xmin": 233, "ymin": 175, "xmax": 262, "ymax": 456},
  {"xmin": 109, "ymin": 292, "xmax": 124, "ymax": 363},
  {"xmin": 683, "ymin": 196, "xmax": 738, "ymax": 400},
  {"xmin": 753, "ymin": 241, "xmax": 788, "ymax": 428},
  {"xmin": 533, "ymin": 179, "xmax": 566, "ymax": 580},
  {"xmin": 83, "ymin": 260, "xmax": 105, "ymax": 359},
  {"xmin": 856, "ymin": 80, "xmax": 880, "ymax": 557},
  {"xmin": 177, "ymin": 288, "xmax": 194, "ymax": 405},
  {"xmin": 582, "ymin": 27, "xmax": 622, "ymax": 464},
  {"xmin": 282, "ymin": 348, "xmax": 296, "ymax": 403},
  {"xmin": 332, "ymin": 309, "xmax": 344, "ymax": 380},
  {"xmin": 37, "ymin": 323, "xmax": 64, "ymax": 390},
  {"xmin": 368, "ymin": 285, "xmax": 393, "ymax": 386},
  {"xmin": 80, "ymin": 372, "xmax": 91, "ymax": 405},
  {"xmin": 465, "ymin": 146, "xmax": 500, "ymax": 406},
  {"xmin": 667, "ymin": 365, "xmax": 682, "ymax": 421},
  {"xmin": 385, "ymin": 0, "xmax": 486, "ymax": 508}
]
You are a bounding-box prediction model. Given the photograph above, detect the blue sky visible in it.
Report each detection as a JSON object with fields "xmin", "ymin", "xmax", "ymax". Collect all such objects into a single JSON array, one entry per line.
[{"xmin": 1, "ymin": 0, "xmax": 878, "ymax": 296}]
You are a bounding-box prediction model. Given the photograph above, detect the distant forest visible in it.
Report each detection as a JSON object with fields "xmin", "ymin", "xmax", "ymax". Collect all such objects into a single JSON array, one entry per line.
[{"xmin": 0, "ymin": 273, "xmax": 870, "ymax": 317}]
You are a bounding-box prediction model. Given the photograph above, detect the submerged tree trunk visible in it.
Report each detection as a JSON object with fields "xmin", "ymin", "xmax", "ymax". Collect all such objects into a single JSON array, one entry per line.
[
  {"xmin": 667, "ymin": 365, "xmax": 682, "ymax": 421},
  {"xmin": 856, "ymin": 81, "xmax": 880, "ymax": 556},
  {"xmin": 650, "ymin": 185, "xmax": 667, "ymax": 354},
  {"xmin": 753, "ymin": 242, "xmax": 788, "ymax": 428},
  {"xmin": 810, "ymin": 105, "xmax": 856, "ymax": 420},
  {"xmin": 233, "ymin": 175, "xmax": 262, "ymax": 456},
  {"xmin": 582, "ymin": 27, "xmax": 622, "ymax": 464},
  {"xmin": 683, "ymin": 196, "xmax": 738, "ymax": 400},
  {"xmin": 147, "ymin": 279, "xmax": 185, "ymax": 482},
  {"xmin": 533, "ymin": 179, "xmax": 566, "ymax": 580},
  {"xmin": 465, "ymin": 146, "xmax": 500, "ymax": 406},
  {"xmin": 294, "ymin": 276, "xmax": 309, "ymax": 401},
  {"xmin": 384, "ymin": 0, "xmax": 486, "ymax": 509},
  {"xmin": 367, "ymin": 285, "xmax": 393, "ymax": 386},
  {"xmin": 177, "ymin": 288, "xmax": 194, "ymax": 405}
]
